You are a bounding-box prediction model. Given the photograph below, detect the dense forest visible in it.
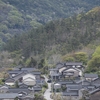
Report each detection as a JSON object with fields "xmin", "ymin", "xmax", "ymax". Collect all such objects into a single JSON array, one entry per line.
[
  {"xmin": 4, "ymin": 7, "xmax": 100, "ymax": 60},
  {"xmin": 0, "ymin": 0, "xmax": 100, "ymax": 50}
]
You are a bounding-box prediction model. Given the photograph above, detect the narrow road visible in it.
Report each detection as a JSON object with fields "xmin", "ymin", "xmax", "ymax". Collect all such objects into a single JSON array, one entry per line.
[{"xmin": 44, "ymin": 75, "xmax": 53, "ymax": 100}]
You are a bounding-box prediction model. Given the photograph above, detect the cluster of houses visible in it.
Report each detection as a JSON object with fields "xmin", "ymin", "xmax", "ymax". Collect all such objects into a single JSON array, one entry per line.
[
  {"xmin": 49, "ymin": 62, "xmax": 100, "ymax": 100},
  {"xmin": 0, "ymin": 62, "xmax": 100, "ymax": 100},
  {"xmin": 0, "ymin": 67, "xmax": 44, "ymax": 100}
]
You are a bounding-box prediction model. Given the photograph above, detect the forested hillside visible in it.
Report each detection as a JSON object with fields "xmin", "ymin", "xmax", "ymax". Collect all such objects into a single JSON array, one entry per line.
[
  {"xmin": 3, "ymin": 0, "xmax": 100, "ymax": 20},
  {"xmin": 0, "ymin": 0, "xmax": 100, "ymax": 49},
  {"xmin": 5, "ymin": 7, "xmax": 100, "ymax": 59}
]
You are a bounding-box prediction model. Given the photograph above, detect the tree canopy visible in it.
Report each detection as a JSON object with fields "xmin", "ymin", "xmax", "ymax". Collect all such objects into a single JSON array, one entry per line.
[{"xmin": 4, "ymin": 7, "xmax": 100, "ymax": 58}]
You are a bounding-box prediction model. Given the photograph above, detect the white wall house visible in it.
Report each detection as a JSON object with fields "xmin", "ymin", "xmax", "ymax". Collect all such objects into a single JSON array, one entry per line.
[
  {"xmin": 22, "ymin": 73, "xmax": 36, "ymax": 86},
  {"xmin": 63, "ymin": 68, "xmax": 82, "ymax": 77},
  {"xmin": 5, "ymin": 78, "xmax": 15, "ymax": 86},
  {"xmin": 54, "ymin": 83, "xmax": 61, "ymax": 89}
]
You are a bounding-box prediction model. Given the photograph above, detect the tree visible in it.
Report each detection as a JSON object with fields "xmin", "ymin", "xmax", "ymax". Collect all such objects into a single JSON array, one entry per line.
[
  {"xmin": 26, "ymin": 57, "xmax": 37, "ymax": 67},
  {"xmin": 15, "ymin": 81, "xmax": 19, "ymax": 88},
  {"xmin": 14, "ymin": 97, "xmax": 19, "ymax": 100},
  {"xmin": 38, "ymin": 59, "xmax": 45, "ymax": 69},
  {"xmin": 87, "ymin": 55, "xmax": 100, "ymax": 72},
  {"xmin": 92, "ymin": 46, "xmax": 100, "ymax": 57},
  {"xmin": 63, "ymin": 56, "xmax": 75, "ymax": 62},
  {"xmin": 74, "ymin": 52, "xmax": 88, "ymax": 65}
]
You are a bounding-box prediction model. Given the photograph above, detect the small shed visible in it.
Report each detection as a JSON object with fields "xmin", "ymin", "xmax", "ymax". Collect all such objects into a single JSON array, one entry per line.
[{"xmin": 54, "ymin": 83, "xmax": 61, "ymax": 89}]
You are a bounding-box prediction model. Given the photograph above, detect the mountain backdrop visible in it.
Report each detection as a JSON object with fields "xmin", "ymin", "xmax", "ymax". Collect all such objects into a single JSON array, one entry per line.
[
  {"xmin": 4, "ymin": 7, "xmax": 100, "ymax": 60},
  {"xmin": 0, "ymin": 0, "xmax": 100, "ymax": 49}
]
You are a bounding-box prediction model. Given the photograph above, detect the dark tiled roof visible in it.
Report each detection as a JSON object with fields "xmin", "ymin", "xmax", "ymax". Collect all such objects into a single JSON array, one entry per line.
[
  {"xmin": 63, "ymin": 90, "xmax": 79, "ymax": 96},
  {"xmin": 5, "ymin": 77, "xmax": 15, "ymax": 82},
  {"xmin": 78, "ymin": 80, "xmax": 91, "ymax": 86},
  {"xmin": 0, "ymin": 93, "xmax": 19, "ymax": 98},
  {"xmin": 67, "ymin": 84, "xmax": 82, "ymax": 90},
  {"xmin": 50, "ymin": 73, "xmax": 60, "ymax": 76},
  {"xmin": 9, "ymin": 88, "xmax": 32, "ymax": 94},
  {"xmin": 8, "ymin": 70, "xmax": 28, "ymax": 74},
  {"xmin": 65, "ymin": 62, "xmax": 83, "ymax": 66},
  {"xmin": 58, "ymin": 80, "xmax": 75, "ymax": 85},
  {"xmin": 31, "ymin": 71, "xmax": 41, "ymax": 75},
  {"xmin": 0, "ymin": 85, "xmax": 9, "ymax": 93},
  {"xmin": 19, "ymin": 83, "xmax": 28, "ymax": 88},
  {"xmin": 20, "ymin": 95, "xmax": 34, "ymax": 99},
  {"xmin": 13, "ymin": 71, "xmax": 27, "ymax": 80},
  {"xmin": 0, "ymin": 85, "xmax": 9, "ymax": 89},
  {"xmin": 20, "ymin": 68, "xmax": 36, "ymax": 72},
  {"xmin": 89, "ymin": 78, "xmax": 100, "ymax": 88},
  {"xmin": 81, "ymin": 85, "xmax": 96, "ymax": 91},
  {"xmin": 84, "ymin": 73, "xmax": 98, "ymax": 78},
  {"xmin": 56, "ymin": 63, "xmax": 64, "ymax": 69},
  {"xmin": 33, "ymin": 86, "xmax": 42, "ymax": 91},
  {"xmin": 89, "ymin": 88, "xmax": 100, "ymax": 94},
  {"xmin": 49, "ymin": 68, "xmax": 58, "ymax": 71}
]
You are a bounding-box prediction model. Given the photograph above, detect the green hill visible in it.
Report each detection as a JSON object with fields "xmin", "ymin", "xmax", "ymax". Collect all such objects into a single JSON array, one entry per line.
[
  {"xmin": 5, "ymin": 7, "xmax": 100, "ymax": 59},
  {"xmin": 0, "ymin": 0, "xmax": 100, "ymax": 49}
]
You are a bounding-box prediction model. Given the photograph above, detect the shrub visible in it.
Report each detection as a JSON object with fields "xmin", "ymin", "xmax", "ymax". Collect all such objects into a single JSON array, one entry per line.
[{"xmin": 43, "ymin": 82, "xmax": 48, "ymax": 89}]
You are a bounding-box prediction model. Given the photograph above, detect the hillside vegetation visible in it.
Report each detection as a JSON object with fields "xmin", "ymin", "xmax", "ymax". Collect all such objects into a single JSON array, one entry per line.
[
  {"xmin": 0, "ymin": 0, "xmax": 100, "ymax": 49},
  {"xmin": 4, "ymin": 7, "xmax": 100, "ymax": 60}
]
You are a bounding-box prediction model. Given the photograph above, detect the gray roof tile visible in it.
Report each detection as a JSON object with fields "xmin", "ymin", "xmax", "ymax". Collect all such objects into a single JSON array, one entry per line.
[
  {"xmin": 13, "ymin": 71, "xmax": 27, "ymax": 80},
  {"xmin": 67, "ymin": 84, "xmax": 82, "ymax": 90},
  {"xmin": 65, "ymin": 62, "xmax": 83, "ymax": 66},
  {"xmin": 84, "ymin": 73, "xmax": 98, "ymax": 78},
  {"xmin": 58, "ymin": 80, "xmax": 74, "ymax": 85},
  {"xmin": 9, "ymin": 88, "xmax": 32, "ymax": 94},
  {"xmin": 63, "ymin": 90, "xmax": 79, "ymax": 96},
  {"xmin": 31, "ymin": 71, "xmax": 41, "ymax": 75},
  {"xmin": 0, "ymin": 93, "xmax": 18, "ymax": 98},
  {"xmin": 5, "ymin": 77, "xmax": 15, "ymax": 82}
]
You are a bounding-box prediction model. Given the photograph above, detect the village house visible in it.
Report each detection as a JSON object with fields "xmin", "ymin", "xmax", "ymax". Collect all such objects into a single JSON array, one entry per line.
[
  {"xmin": 22, "ymin": 73, "xmax": 36, "ymax": 86},
  {"xmin": 0, "ymin": 85, "xmax": 9, "ymax": 93},
  {"xmin": 1, "ymin": 67, "xmax": 44, "ymax": 100},
  {"xmin": 5, "ymin": 77, "xmax": 15, "ymax": 86},
  {"xmin": 6, "ymin": 67, "xmax": 42, "ymax": 86},
  {"xmin": 84, "ymin": 73, "xmax": 98, "ymax": 81},
  {"xmin": 49, "ymin": 62, "xmax": 100, "ymax": 100},
  {"xmin": 49, "ymin": 62, "xmax": 84, "ymax": 80}
]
